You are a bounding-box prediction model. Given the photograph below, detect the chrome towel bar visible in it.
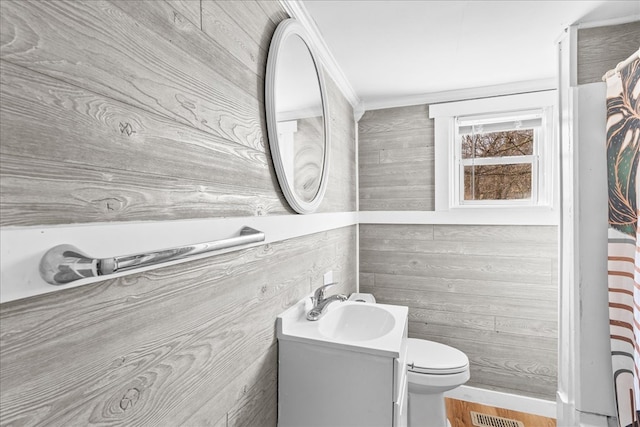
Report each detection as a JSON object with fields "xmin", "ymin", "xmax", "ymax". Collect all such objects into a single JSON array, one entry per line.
[{"xmin": 39, "ymin": 226, "xmax": 265, "ymax": 285}]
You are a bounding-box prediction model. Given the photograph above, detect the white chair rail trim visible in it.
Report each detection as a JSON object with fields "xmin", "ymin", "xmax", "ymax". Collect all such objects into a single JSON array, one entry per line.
[{"xmin": 0, "ymin": 212, "xmax": 358, "ymax": 303}]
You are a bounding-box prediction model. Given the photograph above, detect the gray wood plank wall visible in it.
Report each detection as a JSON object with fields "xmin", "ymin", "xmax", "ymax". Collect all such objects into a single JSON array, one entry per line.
[
  {"xmin": 1, "ymin": 226, "xmax": 357, "ymax": 426},
  {"xmin": 0, "ymin": 0, "xmax": 355, "ymax": 226},
  {"xmin": 360, "ymin": 224, "xmax": 558, "ymax": 400},
  {"xmin": 0, "ymin": 0, "xmax": 356, "ymax": 425},
  {"xmin": 323, "ymin": 77, "xmax": 357, "ymax": 212},
  {"xmin": 577, "ymin": 20, "xmax": 640, "ymax": 85},
  {"xmin": 358, "ymin": 105, "xmax": 434, "ymax": 211},
  {"xmin": 358, "ymin": 90, "xmax": 560, "ymax": 399}
]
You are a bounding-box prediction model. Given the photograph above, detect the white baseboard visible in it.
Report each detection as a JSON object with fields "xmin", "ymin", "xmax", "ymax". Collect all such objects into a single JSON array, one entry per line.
[{"xmin": 445, "ymin": 385, "xmax": 556, "ymax": 419}]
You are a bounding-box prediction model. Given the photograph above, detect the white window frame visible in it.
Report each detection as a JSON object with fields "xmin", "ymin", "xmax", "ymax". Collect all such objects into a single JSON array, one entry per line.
[{"xmin": 430, "ymin": 91, "xmax": 557, "ymax": 218}]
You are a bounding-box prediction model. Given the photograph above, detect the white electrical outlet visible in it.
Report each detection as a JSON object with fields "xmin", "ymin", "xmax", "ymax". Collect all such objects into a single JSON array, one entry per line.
[{"xmin": 323, "ymin": 270, "xmax": 333, "ymax": 285}]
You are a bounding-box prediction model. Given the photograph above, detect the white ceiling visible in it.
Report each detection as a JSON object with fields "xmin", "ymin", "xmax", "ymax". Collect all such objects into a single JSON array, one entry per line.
[{"xmin": 302, "ymin": 0, "xmax": 640, "ymax": 108}]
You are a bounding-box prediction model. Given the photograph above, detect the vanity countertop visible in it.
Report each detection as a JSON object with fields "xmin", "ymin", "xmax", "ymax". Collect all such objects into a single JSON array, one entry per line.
[{"xmin": 276, "ymin": 296, "xmax": 408, "ymax": 358}]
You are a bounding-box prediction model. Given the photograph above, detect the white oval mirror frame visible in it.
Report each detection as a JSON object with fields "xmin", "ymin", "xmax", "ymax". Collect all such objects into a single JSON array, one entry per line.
[{"xmin": 265, "ymin": 19, "xmax": 330, "ymax": 214}]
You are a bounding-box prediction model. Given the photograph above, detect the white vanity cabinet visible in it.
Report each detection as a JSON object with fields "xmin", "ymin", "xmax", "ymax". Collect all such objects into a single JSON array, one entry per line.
[{"xmin": 276, "ymin": 299, "xmax": 408, "ymax": 427}]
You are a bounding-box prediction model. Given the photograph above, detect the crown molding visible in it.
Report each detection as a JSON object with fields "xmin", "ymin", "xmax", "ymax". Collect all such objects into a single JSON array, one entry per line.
[
  {"xmin": 278, "ymin": 0, "xmax": 363, "ymax": 117},
  {"xmin": 363, "ymin": 78, "xmax": 558, "ymax": 111},
  {"xmin": 575, "ymin": 15, "xmax": 640, "ymax": 30}
]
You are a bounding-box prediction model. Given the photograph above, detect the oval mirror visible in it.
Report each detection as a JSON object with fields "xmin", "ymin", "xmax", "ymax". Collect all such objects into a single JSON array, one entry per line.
[{"xmin": 266, "ymin": 19, "xmax": 330, "ymax": 214}]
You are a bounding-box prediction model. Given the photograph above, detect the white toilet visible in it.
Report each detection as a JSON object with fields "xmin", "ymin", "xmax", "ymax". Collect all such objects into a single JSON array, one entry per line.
[
  {"xmin": 348, "ymin": 294, "xmax": 470, "ymax": 427},
  {"xmin": 406, "ymin": 337, "xmax": 470, "ymax": 427}
]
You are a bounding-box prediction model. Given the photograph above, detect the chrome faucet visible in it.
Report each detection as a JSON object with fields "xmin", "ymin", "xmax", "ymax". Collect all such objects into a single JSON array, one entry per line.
[{"xmin": 307, "ymin": 283, "xmax": 347, "ymax": 321}]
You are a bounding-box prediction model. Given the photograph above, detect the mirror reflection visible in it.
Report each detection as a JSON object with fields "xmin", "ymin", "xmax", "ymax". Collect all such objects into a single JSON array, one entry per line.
[{"xmin": 274, "ymin": 34, "xmax": 325, "ymax": 204}]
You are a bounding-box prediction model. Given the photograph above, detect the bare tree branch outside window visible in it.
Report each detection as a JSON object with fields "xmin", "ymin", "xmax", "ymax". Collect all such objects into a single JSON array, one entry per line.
[{"xmin": 461, "ymin": 129, "xmax": 534, "ymax": 200}]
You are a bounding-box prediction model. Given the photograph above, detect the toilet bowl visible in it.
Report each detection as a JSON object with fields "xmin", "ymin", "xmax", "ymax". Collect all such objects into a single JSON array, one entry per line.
[
  {"xmin": 346, "ymin": 293, "xmax": 469, "ymax": 427},
  {"xmin": 407, "ymin": 338, "xmax": 470, "ymax": 427}
]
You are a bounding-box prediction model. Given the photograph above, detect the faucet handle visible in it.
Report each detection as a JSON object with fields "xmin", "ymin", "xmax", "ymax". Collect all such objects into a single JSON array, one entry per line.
[{"xmin": 312, "ymin": 282, "xmax": 339, "ymax": 304}]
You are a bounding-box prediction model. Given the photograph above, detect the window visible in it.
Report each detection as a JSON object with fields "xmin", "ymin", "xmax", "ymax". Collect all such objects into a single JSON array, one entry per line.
[
  {"xmin": 430, "ymin": 91, "xmax": 556, "ymax": 213},
  {"xmin": 456, "ymin": 110, "xmax": 545, "ymax": 205}
]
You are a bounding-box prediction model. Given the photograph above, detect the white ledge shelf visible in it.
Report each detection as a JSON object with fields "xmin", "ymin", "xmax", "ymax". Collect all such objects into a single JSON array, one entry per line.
[{"xmin": 358, "ymin": 209, "xmax": 559, "ymax": 226}]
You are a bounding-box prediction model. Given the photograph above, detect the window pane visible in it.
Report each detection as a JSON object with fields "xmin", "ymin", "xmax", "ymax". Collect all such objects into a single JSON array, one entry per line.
[
  {"xmin": 464, "ymin": 164, "xmax": 532, "ymax": 200},
  {"xmin": 461, "ymin": 129, "xmax": 534, "ymax": 159}
]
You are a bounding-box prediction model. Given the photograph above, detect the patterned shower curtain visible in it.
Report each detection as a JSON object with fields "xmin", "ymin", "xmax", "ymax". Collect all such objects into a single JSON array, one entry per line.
[{"xmin": 607, "ymin": 55, "xmax": 639, "ymax": 427}]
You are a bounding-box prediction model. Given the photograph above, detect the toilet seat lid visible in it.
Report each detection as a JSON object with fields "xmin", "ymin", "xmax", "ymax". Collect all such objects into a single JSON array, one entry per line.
[{"xmin": 407, "ymin": 338, "xmax": 469, "ymax": 375}]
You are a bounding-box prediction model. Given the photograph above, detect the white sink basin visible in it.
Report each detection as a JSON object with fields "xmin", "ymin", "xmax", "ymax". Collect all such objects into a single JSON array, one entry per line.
[
  {"xmin": 277, "ymin": 298, "xmax": 408, "ymax": 357},
  {"xmin": 319, "ymin": 304, "xmax": 395, "ymax": 341}
]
